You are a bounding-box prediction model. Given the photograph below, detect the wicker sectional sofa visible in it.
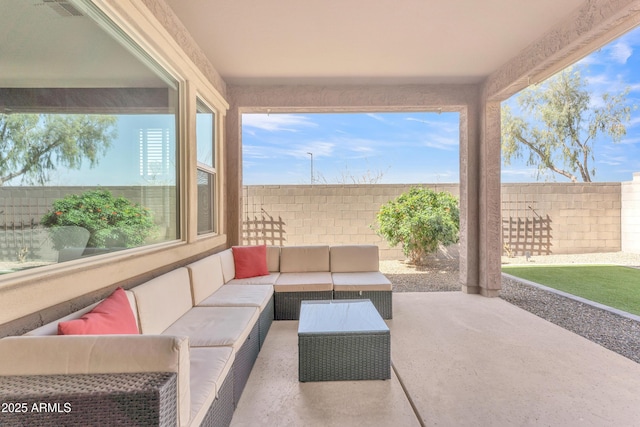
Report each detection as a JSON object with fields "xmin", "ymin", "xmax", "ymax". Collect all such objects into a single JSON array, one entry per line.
[{"xmin": 0, "ymin": 244, "xmax": 390, "ymax": 427}]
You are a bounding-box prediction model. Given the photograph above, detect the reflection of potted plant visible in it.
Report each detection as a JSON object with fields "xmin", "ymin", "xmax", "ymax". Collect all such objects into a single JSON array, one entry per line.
[{"xmin": 41, "ymin": 190, "xmax": 156, "ymax": 254}]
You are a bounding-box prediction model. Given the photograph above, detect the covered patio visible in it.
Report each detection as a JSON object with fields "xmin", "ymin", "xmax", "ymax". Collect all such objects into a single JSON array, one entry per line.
[
  {"xmin": 2, "ymin": 1, "xmax": 640, "ymax": 426},
  {"xmin": 233, "ymin": 292, "xmax": 640, "ymax": 426},
  {"xmin": 3, "ymin": 0, "xmax": 640, "ymax": 328}
]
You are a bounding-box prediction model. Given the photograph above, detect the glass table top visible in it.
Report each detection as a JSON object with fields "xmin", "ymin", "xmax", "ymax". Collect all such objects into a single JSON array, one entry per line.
[{"xmin": 298, "ymin": 299, "xmax": 389, "ymax": 335}]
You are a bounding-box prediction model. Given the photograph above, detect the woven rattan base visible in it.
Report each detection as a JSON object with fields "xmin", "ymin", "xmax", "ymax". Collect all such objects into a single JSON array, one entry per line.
[
  {"xmin": 298, "ymin": 332, "xmax": 391, "ymax": 382},
  {"xmin": 274, "ymin": 291, "xmax": 333, "ymax": 320},
  {"xmin": 0, "ymin": 372, "xmax": 176, "ymax": 427},
  {"xmin": 333, "ymin": 290, "xmax": 393, "ymax": 319},
  {"xmin": 298, "ymin": 300, "xmax": 391, "ymax": 382},
  {"xmin": 199, "ymin": 366, "xmax": 234, "ymax": 427},
  {"xmin": 233, "ymin": 320, "xmax": 260, "ymax": 407},
  {"xmin": 259, "ymin": 295, "xmax": 274, "ymax": 349}
]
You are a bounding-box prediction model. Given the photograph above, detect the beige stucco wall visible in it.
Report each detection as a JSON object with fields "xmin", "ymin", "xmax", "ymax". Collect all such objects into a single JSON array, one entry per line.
[
  {"xmin": 621, "ymin": 172, "xmax": 640, "ymax": 253},
  {"xmin": 502, "ymin": 182, "xmax": 621, "ymax": 254},
  {"xmin": 243, "ymin": 184, "xmax": 459, "ymax": 260},
  {"xmin": 243, "ymin": 183, "xmax": 622, "ymax": 259}
]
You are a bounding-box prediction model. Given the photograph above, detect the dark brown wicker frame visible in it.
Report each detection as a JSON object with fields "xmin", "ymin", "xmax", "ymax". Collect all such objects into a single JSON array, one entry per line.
[
  {"xmin": 232, "ymin": 320, "xmax": 260, "ymax": 408},
  {"xmin": 199, "ymin": 365, "xmax": 235, "ymax": 427},
  {"xmin": 274, "ymin": 291, "xmax": 333, "ymax": 320},
  {"xmin": 298, "ymin": 332, "xmax": 391, "ymax": 382},
  {"xmin": 258, "ymin": 295, "xmax": 274, "ymax": 349},
  {"xmin": 0, "ymin": 372, "xmax": 177, "ymax": 427}
]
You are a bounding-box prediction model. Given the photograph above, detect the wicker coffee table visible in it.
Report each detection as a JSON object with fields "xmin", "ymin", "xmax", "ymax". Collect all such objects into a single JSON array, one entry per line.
[{"xmin": 298, "ymin": 299, "xmax": 390, "ymax": 382}]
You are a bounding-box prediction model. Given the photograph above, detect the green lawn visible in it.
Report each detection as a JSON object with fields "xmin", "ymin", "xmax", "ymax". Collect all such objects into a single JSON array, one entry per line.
[{"xmin": 502, "ymin": 264, "xmax": 640, "ymax": 316}]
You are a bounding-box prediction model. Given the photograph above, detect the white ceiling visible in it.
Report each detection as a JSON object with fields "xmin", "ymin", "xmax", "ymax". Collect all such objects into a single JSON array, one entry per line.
[{"xmin": 164, "ymin": 0, "xmax": 586, "ymax": 85}]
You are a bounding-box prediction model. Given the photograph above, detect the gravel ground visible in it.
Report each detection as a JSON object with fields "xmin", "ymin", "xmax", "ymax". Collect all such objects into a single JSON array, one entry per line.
[
  {"xmin": 380, "ymin": 258, "xmax": 460, "ymax": 292},
  {"xmin": 380, "ymin": 252, "xmax": 640, "ymax": 364}
]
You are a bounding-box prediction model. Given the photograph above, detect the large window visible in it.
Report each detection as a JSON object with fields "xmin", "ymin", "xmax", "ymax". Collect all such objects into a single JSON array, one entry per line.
[
  {"xmin": 196, "ymin": 99, "xmax": 216, "ymax": 235},
  {"xmin": 0, "ymin": 0, "xmax": 179, "ymax": 274}
]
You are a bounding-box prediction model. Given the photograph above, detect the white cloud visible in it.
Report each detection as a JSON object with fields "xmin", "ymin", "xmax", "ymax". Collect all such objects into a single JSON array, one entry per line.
[
  {"xmin": 598, "ymin": 155, "xmax": 626, "ymax": 166},
  {"xmin": 501, "ymin": 168, "xmax": 538, "ymax": 177},
  {"xmin": 290, "ymin": 141, "xmax": 336, "ymax": 159},
  {"xmin": 244, "ymin": 140, "xmax": 336, "ymax": 160},
  {"xmin": 422, "ymin": 135, "xmax": 459, "ymax": 151},
  {"xmin": 625, "ymin": 117, "xmax": 640, "ymax": 129},
  {"xmin": 242, "ymin": 114, "xmax": 317, "ymax": 132},
  {"xmin": 242, "ymin": 144, "xmax": 276, "ymax": 159},
  {"xmin": 584, "ymin": 72, "xmax": 612, "ymax": 86},
  {"xmin": 350, "ymin": 145, "xmax": 375, "ymax": 154},
  {"xmin": 405, "ymin": 117, "xmax": 432, "ymax": 125},
  {"xmin": 609, "ymin": 41, "xmax": 633, "ymax": 64},
  {"xmin": 619, "ymin": 135, "xmax": 640, "ymax": 145},
  {"xmin": 366, "ymin": 113, "xmax": 387, "ymax": 123}
]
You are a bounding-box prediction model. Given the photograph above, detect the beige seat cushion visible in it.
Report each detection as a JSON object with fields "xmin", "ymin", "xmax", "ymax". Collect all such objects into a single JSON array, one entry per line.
[
  {"xmin": 0, "ymin": 335, "xmax": 191, "ymax": 426},
  {"xmin": 330, "ymin": 245, "xmax": 379, "ymax": 272},
  {"xmin": 162, "ymin": 307, "xmax": 259, "ymax": 351},
  {"xmin": 132, "ymin": 268, "xmax": 193, "ymax": 335},
  {"xmin": 189, "ymin": 346, "xmax": 234, "ymax": 427},
  {"xmin": 274, "ymin": 272, "xmax": 333, "ymax": 292},
  {"xmin": 186, "ymin": 254, "xmax": 225, "ymax": 305},
  {"xmin": 279, "ymin": 245, "xmax": 330, "ymax": 273},
  {"xmin": 332, "ymin": 272, "xmax": 392, "ymax": 291},
  {"xmin": 227, "ymin": 272, "xmax": 280, "ymax": 286},
  {"xmin": 198, "ymin": 285, "xmax": 273, "ymax": 311}
]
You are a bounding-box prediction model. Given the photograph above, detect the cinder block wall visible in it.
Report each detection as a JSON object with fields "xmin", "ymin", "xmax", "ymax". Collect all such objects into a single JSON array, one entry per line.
[
  {"xmin": 244, "ymin": 182, "xmax": 622, "ymax": 259},
  {"xmin": 501, "ymin": 182, "xmax": 621, "ymax": 255},
  {"xmin": 621, "ymin": 173, "xmax": 640, "ymax": 254},
  {"xmin": 243, "ymin": 184, "xmax": 459, "ymax": 260}
]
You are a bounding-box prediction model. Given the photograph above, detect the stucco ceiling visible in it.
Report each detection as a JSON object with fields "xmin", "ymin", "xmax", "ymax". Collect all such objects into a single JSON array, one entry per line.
[{"xmin": 165, "ymin": 0, "xmax": 586, "ymax": 85}]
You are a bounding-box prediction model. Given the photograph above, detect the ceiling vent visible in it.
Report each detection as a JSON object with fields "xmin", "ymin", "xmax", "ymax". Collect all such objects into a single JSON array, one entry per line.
[{"xmin": 42, "ymin": 0, "xmax": 83, "ymax": 17}]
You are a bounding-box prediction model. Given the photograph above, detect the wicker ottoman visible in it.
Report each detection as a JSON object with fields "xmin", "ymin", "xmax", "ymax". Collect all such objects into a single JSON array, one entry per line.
[
  {"xmin": 298, "ymin": 299, "xmax": 390, "ymax": 382},
  {"xmin": 0, "ymin": 372, "xmax": 177, "ymax": 427}
]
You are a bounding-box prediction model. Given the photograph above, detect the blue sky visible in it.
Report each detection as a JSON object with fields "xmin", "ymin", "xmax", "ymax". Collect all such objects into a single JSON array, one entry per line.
[
  {"xmin": 242, "ymin": 26, "xmax": 640, "ymax": 185},
  {"xmin": 242, "ymin": 112, "xmax": 460, "ymax": 185}
]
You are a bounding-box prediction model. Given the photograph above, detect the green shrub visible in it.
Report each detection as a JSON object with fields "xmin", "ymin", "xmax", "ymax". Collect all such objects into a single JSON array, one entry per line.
[
  {"xmin": 373, "ymin": 187, "xmax": 460, "ymax": 264},
  {"xmin": 41, "ymin": 189, "xmax": 156, "ymax": 251}
]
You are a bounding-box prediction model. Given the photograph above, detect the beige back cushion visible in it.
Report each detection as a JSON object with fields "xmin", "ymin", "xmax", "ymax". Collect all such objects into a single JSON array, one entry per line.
[
  {"xmin": 187, "ymin": 255, "xmax": 225, "ymax": 305},
  {"xmin": 280, "ymin": 245, "xmax": 330, "ymax": 273},
  {"xmin": 330, "ymin": 245, "xmax": 380, "ymax": 272},
  {"xmin": 266, "ymin": 246, "xmax": 280, "ymax": 272},
  {"xmin": 132, "ymin": 268, "xmax": 193, "ymax": 335},
  {"xmin": 219, "ymin": 249, "xmax": 236, "ymax": 282},
  {"xmin": 0, "ymin": 335, "xmax": 191, "ymax": 426}
]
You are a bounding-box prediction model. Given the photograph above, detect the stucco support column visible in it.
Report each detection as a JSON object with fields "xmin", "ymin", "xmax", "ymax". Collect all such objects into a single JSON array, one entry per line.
[
  {"xmin": 478, "ymin": 100, "xmax": 502, "ymax": 297},
  {"xmin": 459, "ymin": 97, "xmax": 480, "ymax": 295},
  {"xmin": 225, "ymin": 103, "xmax": 242, "ymax": 246},
  {"xmin": 460, "ymin": 91, "xmax": 501, "ymax": 296}
]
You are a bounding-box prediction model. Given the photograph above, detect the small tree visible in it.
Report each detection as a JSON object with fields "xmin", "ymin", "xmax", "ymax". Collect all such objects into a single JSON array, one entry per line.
[
  {"xmin": 502, "ymin": 66, "xmax": 633, "ymax": 182},
  {"xmin": 373, "ymin": 187, "xmax": 459, "ymax": 264},
  {"xmin": 41, "ymin": 190, "xmax": 156, "ymax": 251},
  {"xmin": 0, "ymin": 113, "xmax": 117, "ymax": 186}
]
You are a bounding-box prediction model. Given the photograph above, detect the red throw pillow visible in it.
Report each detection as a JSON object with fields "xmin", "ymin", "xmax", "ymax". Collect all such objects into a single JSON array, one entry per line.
[
  {"xmin": 58, "ymin": 287, "xmax": 139, "ymax": 335},
  {"xmin": 232, "ymin": 244, "xmax": 269, "ymax": 279}
]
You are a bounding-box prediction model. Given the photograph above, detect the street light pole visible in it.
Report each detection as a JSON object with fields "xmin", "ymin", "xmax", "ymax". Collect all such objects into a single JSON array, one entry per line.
[{"xmin": 307, "ymin": 152, "xmax": 313, "ymax": 185}]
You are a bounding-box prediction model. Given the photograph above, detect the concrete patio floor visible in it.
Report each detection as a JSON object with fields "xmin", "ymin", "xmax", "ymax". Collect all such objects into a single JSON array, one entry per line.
[{"xmin": 231, "ymin": 293, "xmax": 640, "ymax": 427}]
